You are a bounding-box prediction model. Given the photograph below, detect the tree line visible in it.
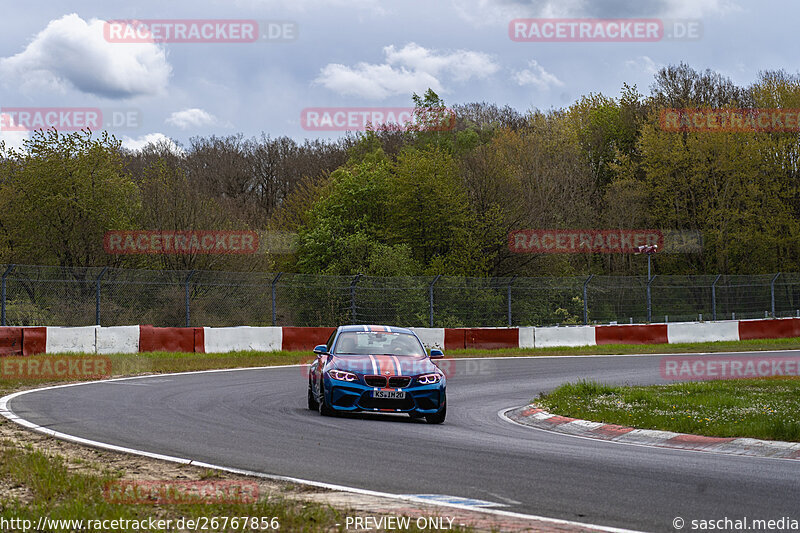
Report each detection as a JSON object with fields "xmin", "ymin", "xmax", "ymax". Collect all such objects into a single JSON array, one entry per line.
[{"xmin": 1, "ymin": 63, "xmax": 799, "ymax": 278}]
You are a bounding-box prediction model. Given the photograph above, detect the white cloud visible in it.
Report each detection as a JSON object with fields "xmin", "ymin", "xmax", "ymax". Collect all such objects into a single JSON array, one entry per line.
[
  {"xmin": 512, "ymin": 60, "xmax": 564, "ymax": 90},
  {"xmin": 316, "ymin": 63, "xmax": 442, "ymax": 100},
  {"xmin": 121, "ymin": 133, "xmax": 183, "ymax": 153},
  {"xmin": 625, "ymin": 56, "xmax": 660, "ymax": 75},
  {"xmin": 229, "ymin": 0, "xmax": 386, "ymax": 13},
  {"xmin": 315, "ymin": 43, "xmax": 499, "ymax": 100},
  {"xmin": 0, "ymin": 14, "xmax": 171, "ymax": 99},
  {"xmin": 452, "ymin": 0, "xmax": 738, "ymax": 27},
  {"xmin": 166, "ymin": 108, "xmax": 218, "ymax": 130},
  {"xmin": 384, "ymin": 43, "xmax": 499, "ymax": 82},
  {"xmin": 651, "ymin": 0, "xmax": 740, "ymax": 17}
]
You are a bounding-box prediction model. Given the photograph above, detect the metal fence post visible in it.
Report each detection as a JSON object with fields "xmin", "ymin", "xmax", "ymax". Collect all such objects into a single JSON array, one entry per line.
[
  {"xmin": 184, "ymin": 270, "xmax": 196, "ymax": 327},
  {"xmin": 1, "ymin": 265, "xmax": 14, "ymax": 327},
  {"xmin": 771, "ymin": 272, "xmax": 781, "ymax": 318},
  {"xmin": 507, "ymin": 275, "xmax": 517, "ymax": 327},
  {"xmin": 95, "ymin": 267, "xmax": 108, "ymax": 326},
  {"xmin": 646, "ymin": 274, "xmax": 656, "ymax": 323},
  {"xmin": 583, "ymin": 274, "xmax": 594, "ymax": 325},
  {"xmin": 271, "ymin": 272, "xmax": 283, "ymax": 326},
  {"xmin": 350, "ymin": 274, "xmax": 362, "ymax": 324},
  {"xmin": 428, "ymin": 275, "xmax": 441, "ymax": 328},
  {"xmin": 711, "ymin": 274, "xmax": 721, "ymax": 321}
]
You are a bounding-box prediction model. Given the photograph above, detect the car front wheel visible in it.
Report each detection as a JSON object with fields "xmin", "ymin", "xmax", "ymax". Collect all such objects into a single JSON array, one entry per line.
[
  {"xmin": 318, "ymin": 383, "xmax": 335, "ymax": 416},
  {"xmin": 307, "ymin": 381, "xmax": 319, "ymax": 410},
  {"xmin": 425, "ymin": 396, "xmax": 446, "ymax": 424}
]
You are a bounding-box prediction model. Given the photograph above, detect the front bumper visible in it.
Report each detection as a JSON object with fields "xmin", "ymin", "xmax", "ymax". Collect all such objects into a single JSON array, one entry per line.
[{"xmin": 324, "ymin": 377, "xmax": 445, "ymax": 414}]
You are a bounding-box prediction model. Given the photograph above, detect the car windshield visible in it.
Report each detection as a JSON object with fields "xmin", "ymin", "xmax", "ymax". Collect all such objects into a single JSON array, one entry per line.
[{"xmin": 334, "ymin": 331, "xmax": 425, "ymax": 356}]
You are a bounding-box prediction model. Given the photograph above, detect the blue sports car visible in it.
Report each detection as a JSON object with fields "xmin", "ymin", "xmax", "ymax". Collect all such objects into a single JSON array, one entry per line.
[{"xmin": 307, "ymin": 325, "xmax": 447, "ymax": 424}]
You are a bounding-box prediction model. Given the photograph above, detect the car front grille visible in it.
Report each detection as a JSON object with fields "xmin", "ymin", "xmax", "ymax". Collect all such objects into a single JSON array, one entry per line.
[
  {"xmin": 365, "ymin": 375, "xmax": 412, "ymax": 388},
  {"xmin": 388, "ymin": 376, "xmax": 411, "ymax": 388},
  {"xmin": 364, "ymin": 375, "xmax": 387, "ymax": 387}
]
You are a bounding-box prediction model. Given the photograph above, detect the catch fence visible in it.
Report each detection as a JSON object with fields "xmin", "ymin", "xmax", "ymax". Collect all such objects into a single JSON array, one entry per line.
[{"xmin": 1, "ymin": 265, "xmax": 799, "ymax": 328}]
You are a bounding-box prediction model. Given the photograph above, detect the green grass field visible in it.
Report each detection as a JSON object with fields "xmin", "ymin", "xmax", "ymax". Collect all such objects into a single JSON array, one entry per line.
[
  {"xmin": 0, "ymin": 442, "xmax": 353, "ymax": 533},
  {"xmin": 538, "ymin": 378, "xmax": 800, "ymax": 441}
]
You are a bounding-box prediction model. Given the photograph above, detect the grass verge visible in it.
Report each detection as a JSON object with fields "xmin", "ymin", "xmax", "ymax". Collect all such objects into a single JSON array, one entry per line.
[
  {"xmin": 0, "ymin": 442, "xmax": 338, "ymax": 532},
  {"xmin": 537, "ymin": 378, "xmax": 800, "ymax": 441},
  {"xmin": 0, "ymin": 438, "xmax": 470, "ymax": 533}
]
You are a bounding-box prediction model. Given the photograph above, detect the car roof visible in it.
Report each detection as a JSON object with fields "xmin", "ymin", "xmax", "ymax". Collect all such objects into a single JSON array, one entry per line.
[{"xmin": 338, "ymin": 325, "xmax": 415, "ymax": 335}]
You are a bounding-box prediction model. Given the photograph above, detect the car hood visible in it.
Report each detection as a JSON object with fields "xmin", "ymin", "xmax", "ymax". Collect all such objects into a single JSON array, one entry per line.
[{"xmin": 331, "ymin": 354, "xmax": 439, "ymax": 376}]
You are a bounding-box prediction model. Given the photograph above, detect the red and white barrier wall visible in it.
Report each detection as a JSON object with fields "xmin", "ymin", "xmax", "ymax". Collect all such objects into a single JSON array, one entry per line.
[{"xmin": 0, "ymin": 318, "xmax": 799, "ymax": 355}]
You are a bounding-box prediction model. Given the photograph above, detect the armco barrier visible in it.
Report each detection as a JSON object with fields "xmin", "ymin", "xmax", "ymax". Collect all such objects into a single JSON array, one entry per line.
[
  {"xmin": 738, "ymin": 318, "xmax": 800, "ymax": 340},
  {"xmin": 139, "ymin": 326, "xmax": 205, "ymax": 353},
  {"xmin": 281, "ymin": 327, "xmax": 336, "ymax": 351},
  {"xmin": 667, "ymin": 321, "xmax": 739, "ymax": 344},
  {"xmin": 534, "ymin": 326, "xmax": 596, "ymax": 347},
  {"xmin": 595, "ymin": 324, "xmax": 668, "ymax": 345},
  {"xmin": 203, "ymin": 326, "xmax": 282, "ymax": 353}
]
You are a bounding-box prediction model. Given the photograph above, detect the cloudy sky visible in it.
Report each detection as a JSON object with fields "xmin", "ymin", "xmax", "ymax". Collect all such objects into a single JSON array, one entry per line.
[{"xmin": 0, "ymin": 0, "xmax": 797, "ymax": 151}]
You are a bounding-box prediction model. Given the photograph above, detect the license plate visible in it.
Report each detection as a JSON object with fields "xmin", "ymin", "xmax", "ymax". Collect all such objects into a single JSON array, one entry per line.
[{"xmin": 372, "ymin": 390, "xmax": 406, "ymax": 399}]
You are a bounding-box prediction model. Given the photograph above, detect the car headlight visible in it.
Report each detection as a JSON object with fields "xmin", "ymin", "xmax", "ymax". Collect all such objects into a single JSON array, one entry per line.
[
  {"xmin": 328, "ymin": 369, "xmax": 358, "ymax": 382},
  {"xmin": 417, "ymin": 373, "xmax": 441, "ymax": 385}
]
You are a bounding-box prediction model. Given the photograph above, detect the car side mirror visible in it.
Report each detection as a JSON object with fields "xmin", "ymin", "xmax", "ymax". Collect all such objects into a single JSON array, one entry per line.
[
  {"xmin": 313, "ymin": 344, "xmax": 328, "ymax": 355},
  {"xmin": 429, "ymin": 349, "xmax": 444, "ymax": 359}
]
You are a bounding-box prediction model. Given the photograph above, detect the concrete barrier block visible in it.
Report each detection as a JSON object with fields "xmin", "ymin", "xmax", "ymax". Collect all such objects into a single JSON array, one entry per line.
[
  {"xmin": 96, "ymin": 326, "xmax": 140, "ymax": 354},
  {"xmin": 667, "ymin": 321, "xmax": 740, "ymax": 344},
  {"xmin": 46, "ymin": 326, "xmax": 98, "ymax": 353},
  {"xmin": 534, "ymin": 326, "xmax": 596, "ymax": 347},
  {"xmin": 410, "ymin": 328, "xmax": 445, "ymax": 350},
  {"xmin": 204, "ymin": 326, "xmax": 282, "ymax": 353}
]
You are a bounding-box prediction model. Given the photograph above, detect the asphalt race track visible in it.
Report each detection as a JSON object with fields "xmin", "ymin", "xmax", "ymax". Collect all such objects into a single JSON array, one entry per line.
[{"xmin": 5, "ymin": 352, "xmax": 800, "ymax": 532}]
